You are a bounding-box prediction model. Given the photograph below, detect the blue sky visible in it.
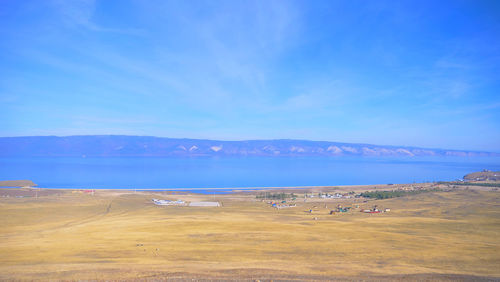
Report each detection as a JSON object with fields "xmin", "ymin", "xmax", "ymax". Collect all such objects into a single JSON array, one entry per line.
[{"xmin": 1, "ymin": 0, "xmax": 499, "ymax": 151}]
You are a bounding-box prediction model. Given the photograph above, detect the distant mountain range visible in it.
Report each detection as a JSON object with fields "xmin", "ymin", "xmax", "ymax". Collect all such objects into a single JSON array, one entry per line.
[{"xmin": 0, "ymin": 135, "xmax": 498, "ymax": 158}]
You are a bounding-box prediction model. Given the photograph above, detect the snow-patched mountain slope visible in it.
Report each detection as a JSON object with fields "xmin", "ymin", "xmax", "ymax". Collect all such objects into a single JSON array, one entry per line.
[{"xmin": 0, "ymin": 135, "xmax": 497, "ymax": 157}]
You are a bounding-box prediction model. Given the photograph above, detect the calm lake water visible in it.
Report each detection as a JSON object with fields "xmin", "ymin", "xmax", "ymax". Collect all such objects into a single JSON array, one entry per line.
[{"xmin": 1, "ymin": 156, "xmax": 499, "ymax": 190}]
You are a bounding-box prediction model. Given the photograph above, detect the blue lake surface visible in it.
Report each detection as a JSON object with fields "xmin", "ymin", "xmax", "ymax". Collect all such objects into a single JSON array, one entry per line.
[{"xmin": 0, "ymin": 156, "xmax": 499, "ymax": 190}]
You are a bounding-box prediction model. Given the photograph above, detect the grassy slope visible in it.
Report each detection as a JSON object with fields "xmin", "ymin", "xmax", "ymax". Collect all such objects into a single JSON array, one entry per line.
[{"xmin": 0, "ymin": 189, "xmax": 499, "ymax": 280}]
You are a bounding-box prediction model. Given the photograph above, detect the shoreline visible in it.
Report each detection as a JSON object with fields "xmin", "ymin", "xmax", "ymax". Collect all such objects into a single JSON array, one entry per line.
[
  {"xmin": 3, "ymin": 181, "xmax": 497, "ymax": 195},
  {"xmin": 1, "ymin": 182, "xmax": 433, "ymax": 191}
]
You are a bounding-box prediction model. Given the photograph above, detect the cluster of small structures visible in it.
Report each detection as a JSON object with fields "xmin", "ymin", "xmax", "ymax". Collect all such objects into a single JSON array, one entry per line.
[
  {"xmin": 257, "ymin": 190, "xmax": 395, "ymax": 215},
  {"xmin": 152, "ymin": 198, "xmax": 186, "ymax": 206},
  {"xmin": 306, "ymin": 192, "xmax": 355, "ymax": 199},
  {"xmin": 329, "ymin": 204, "xmax": 351, "ymax": 214},
  {"xmin": 360, "ymin": 205, "xmax": 390, "ymax": 213},
  {"xmin": 306, "ymin": 204, "xmax": 390, "ymax": 215},
  {"xmin": 268, "ymin": 201, "xmax": 297, "ymax": 209},
  {"xmin": 152, "ymin": 198, "xmax": 220, "ymax": 207},
  {"xmin": 264, "ymin": 195, "xmax": 391, "ymax": 216}
]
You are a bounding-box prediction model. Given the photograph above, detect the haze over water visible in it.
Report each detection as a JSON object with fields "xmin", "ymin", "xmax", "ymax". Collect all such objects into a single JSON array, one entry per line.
[{"xmin": 2, "ymin": 156, "xmax": 499, "ymax": 190}]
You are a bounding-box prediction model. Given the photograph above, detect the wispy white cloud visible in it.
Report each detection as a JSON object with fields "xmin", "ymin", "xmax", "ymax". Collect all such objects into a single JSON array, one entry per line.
[
  {"xmin": 2, "ymin": 0, "xmax": 499, "ymax": 150},
  {"xmin": 51, "ymin": 0, "xmax": 145, "ymax": 35}
]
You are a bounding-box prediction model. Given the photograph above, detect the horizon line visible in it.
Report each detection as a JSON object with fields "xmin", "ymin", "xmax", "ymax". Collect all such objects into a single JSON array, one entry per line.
[{"xmin": 1, "ymin": 134, "xmax": 499, "ymax": 154}]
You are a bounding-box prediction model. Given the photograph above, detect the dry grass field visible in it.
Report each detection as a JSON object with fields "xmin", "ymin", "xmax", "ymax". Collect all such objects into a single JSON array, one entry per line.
[{"xmin": 0, "ymin": 185, "xmax": 499, "ymax": 281}]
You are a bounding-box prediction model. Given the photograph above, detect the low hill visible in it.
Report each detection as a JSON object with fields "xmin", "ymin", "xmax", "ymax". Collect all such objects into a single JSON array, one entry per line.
[
  {"xmin": 0, "ymin": 135, "xmax": 497, "ymax": 157},
  {"xmin": 0, "ymin": 180, "xmax": 37, "ymax": 187},
  {"xmin": 464, "ymin": 171, "xmax": 500, "ymax": 181}
]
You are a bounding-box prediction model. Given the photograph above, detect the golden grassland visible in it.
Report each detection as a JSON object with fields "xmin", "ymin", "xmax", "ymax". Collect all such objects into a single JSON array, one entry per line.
[{"xmin": 0, "ymin": 185, "xmax": 499, "ymax": 280}]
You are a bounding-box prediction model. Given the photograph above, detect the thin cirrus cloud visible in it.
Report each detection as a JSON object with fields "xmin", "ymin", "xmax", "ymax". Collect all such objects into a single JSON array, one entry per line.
[
  {"xmin": 51, "ymin": 0, "xmax": 145, "ymax": 35},
  {"xmin": 0, "ymin": 0, "xmax": 499, "ymax": 151}
]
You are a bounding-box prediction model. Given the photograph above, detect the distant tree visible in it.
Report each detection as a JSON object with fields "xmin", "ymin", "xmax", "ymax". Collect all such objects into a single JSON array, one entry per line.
[{"xmin": 360, "ymin": 188, "xmax": 440, "ymax": 200}]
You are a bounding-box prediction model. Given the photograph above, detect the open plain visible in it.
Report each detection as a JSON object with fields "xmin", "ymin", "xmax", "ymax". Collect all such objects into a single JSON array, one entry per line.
[{"xmin": 0, "ymin": 184, "xmax": 499, "ymax": 281}]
